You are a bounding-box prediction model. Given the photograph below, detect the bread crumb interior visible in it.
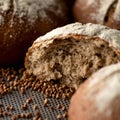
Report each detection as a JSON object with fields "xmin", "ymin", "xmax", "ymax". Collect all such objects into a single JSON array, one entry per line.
[{"xmin": 28, "ymin": 36, "xmax": 120, "ymax": 89}]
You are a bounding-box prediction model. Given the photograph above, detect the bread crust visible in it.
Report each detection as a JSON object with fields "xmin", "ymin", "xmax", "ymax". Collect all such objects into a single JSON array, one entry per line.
[
  {"xmin": 73, "ymin": 0, "xmax": 120, "ymax": 30},
  {"xmin": 0, "ymin": 0, "xmax": 69, "ymax": 65},
  {"xmin": 68, "ymin": 63, "xmax": 120, "ymax": 120}
]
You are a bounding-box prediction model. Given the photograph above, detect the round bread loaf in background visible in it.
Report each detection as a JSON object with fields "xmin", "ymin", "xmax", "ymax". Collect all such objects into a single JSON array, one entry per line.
[
  {"xmin": 25, "ymin": 22, "xmax": 120, "ymax": 89},
  {"xmin": 0, "ymin": 0, "xmax": 69, "ymax": 65},
  {"xmin": 73, "ymin": 0, "xmax": 120, "ymax": 30},
  {"xmin": 68, "ymin": 63, "xmax": 120, "ymax": 120}
]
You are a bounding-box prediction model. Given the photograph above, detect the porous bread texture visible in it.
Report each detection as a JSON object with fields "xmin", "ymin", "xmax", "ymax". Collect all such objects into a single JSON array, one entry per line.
[
  {"xmin": 25, "ymin": 23, "xmax": 120, "ymax": 89},
  {"xmin": 69, "ymin": 63, "xmax": 120, "ymax": 120}
]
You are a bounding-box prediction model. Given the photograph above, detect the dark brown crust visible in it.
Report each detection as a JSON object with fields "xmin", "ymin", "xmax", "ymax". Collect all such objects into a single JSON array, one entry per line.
[{"xmin": 0, "ymin": 0, "xmax": 69, "ymax": 66}]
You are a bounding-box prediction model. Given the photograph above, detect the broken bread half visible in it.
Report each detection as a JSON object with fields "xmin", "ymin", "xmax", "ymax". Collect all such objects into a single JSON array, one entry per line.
[{"xmin": 25, "ymin": 23, "xmax": 120, "ymax": 89}]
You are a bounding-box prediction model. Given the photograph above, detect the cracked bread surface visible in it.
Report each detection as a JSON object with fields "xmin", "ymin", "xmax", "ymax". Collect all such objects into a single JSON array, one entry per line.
[{"xmin": 25, "ymin": 23, "xmax": 120, "ymax": 89}]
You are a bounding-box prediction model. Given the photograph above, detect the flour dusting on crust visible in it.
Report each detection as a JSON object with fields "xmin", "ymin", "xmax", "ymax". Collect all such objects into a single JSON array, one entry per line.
[
  {"xmin": 35, "ymin": 22, "xmax": 120, "ymax": 50},
  {"xmin": 0, "ymin": 0, "xmax": 11, "ymax": 25},
  {"xmin": 13, "ymin": 0, "xmax": 64, "ymax": 24},
  {"xmin": 0, "ymin": 0, "xmax": 11, "ymax": 12},
  {"xmin": 87, "ymin": 63, "xmax": 120, "ymax": 115},
  {"xmin": 90, "ymin": 0, "xmax": 115, "ymax": 24},
  {"xmin": 0, "ymin": 0, "xmax": 65, "ymax": 25},
  {"xmin": 114, "ymin": 0, "xmax": 120, "ymax": 21},
  {"xmin": 0, "ymin": 15, "xmax": 4, "ymax": 25}
]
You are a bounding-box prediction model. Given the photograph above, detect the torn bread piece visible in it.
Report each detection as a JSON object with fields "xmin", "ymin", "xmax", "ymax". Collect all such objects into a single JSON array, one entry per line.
[{"xmin": 25, "ymin": 23, "xmax": 120, "ymax": 89}]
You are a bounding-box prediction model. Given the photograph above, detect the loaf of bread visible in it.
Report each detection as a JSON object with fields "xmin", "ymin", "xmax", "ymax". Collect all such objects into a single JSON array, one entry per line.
[
  {"xmin": 73, "ymin": 0, "xmax": 120, "ymax": 30},
  {"xmin": 69, "ymin": 63, "xmax": 120, "ymax": 120},
  {"xmin": 0, "ymin": 0, "xmax": 69, "ymax": 65},
  {"xmin": 25, "ymin": 22, "xmax": 120, "ymax": 89}
]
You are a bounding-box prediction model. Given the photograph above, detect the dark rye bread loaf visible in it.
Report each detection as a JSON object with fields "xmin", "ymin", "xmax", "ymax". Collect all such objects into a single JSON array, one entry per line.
[
  {"xmin": 25, "ymin": 22, "xmax": 120, "ymax": 89},
  {"xmin": 73, "ymin": 0, "xmax": 120, "ymax": 30},
  {"xmin": 69, "ymin": 63, "xmax": 120, "ymax": 120},
  {"xmin": 0, "ymin": 0, "xmax": 69, "ymax": 65}
]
